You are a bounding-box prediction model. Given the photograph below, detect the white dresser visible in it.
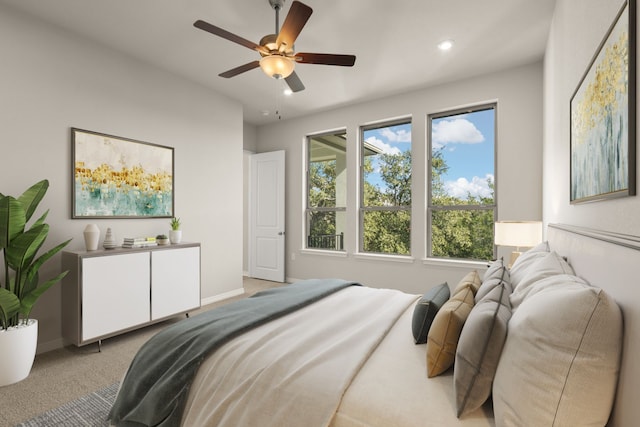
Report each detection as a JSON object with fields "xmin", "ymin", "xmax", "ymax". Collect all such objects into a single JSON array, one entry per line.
[{"xmin": 61, "ymin": 242, "xmax": 201, "ymax": 348}]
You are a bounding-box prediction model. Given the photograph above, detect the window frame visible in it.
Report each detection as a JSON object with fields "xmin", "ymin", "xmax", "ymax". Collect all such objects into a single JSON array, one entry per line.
[
  {"xmin": 359, "ymin": 117, "xmax": 413, "ymax": 256},
  {"xmin": 305, "ymin": 129, "xmax": 348, "ymax": 252},
  {"xmin": 426, "ymin": 103, "xmax": 497, "ymax": 261}
]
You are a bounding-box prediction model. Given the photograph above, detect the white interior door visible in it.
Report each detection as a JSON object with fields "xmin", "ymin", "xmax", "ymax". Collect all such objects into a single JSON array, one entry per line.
[{"xmin": 249, "ymin": 150, "xmax": 285, "ymax": 282}]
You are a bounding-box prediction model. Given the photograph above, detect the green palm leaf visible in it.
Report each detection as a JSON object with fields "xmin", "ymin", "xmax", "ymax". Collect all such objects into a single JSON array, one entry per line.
[
  {"xmin": 20, "ymin": 271, "xmax": 69, "ymax": 318},
  {"xmin": 5, "ymin": 224, "xmax": 48, "ymax": 272},
  {"xmin": 0, "ymin": 287, "xmax": 20, "ymax": 329},
  {"xmin": 18, "ymin": 180, "xmax": 48, "ymax": 223},
  {"xmin": 0, "ymin": 196, "xmax": 26, "ymax": 250}
]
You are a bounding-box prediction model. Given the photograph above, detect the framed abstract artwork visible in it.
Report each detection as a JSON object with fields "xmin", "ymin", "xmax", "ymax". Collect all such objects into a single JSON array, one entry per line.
[
  {"xmin": 72, "ymin": 128, "xmax": 174, "ymax": 218},
  {"xmin": 570, "ymin": 0, "xmax": 636, "ymax": 204}
]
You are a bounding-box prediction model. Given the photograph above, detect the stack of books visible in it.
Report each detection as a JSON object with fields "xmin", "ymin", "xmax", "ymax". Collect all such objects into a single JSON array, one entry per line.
[{"xmin": 122, "ymin": 237, "xmax": 157, "ymax": 248}]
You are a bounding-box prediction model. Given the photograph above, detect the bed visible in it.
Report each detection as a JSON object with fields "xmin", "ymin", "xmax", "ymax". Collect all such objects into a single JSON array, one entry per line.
[{"xmin": 109, "ymin": 223, "xmax": 632, "ymax": 427}]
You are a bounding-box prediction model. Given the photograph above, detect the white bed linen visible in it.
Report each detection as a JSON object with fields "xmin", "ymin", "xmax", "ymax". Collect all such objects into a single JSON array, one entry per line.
[
  {"xmin": 332, "ymin": 302, "xmax": 495, "ymax": 427},
  {"xmin": 182, "ymin": 286, "xmax": 418, "ymax": 427}
]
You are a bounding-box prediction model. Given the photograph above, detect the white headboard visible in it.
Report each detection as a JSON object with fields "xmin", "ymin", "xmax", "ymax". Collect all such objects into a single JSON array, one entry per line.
[{"xmin": 547, "ymin": 224, "xmax": 639, "ymax": 427}]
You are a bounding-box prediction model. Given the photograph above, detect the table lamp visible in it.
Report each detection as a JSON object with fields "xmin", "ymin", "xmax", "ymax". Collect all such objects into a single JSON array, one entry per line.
[{"xmin": 494, "ymin": 221, "xmax": 543, "ymax": 267}]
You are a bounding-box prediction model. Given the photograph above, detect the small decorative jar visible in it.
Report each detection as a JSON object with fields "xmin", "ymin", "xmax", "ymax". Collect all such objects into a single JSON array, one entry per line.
[{"xmin": 103, "ymin": 228, "xmax": 117, "ymax": 249}]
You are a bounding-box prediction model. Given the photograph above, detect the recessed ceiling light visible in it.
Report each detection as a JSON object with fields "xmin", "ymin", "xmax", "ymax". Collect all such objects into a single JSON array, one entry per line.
[
  {"xmin": 283, "ymin": 88, "xmax": 293, "ymax": 96},
  {"xmin": 261, "ymin": 110, "xmax": 270, "ymax": 116},
  {"xmin": 438, "ymin": 39, "xmax": 454, "ymax": 51}
]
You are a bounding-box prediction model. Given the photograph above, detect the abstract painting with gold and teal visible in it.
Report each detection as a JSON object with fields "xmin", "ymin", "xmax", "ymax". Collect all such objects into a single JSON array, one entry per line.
[
  {"xmin": 72, "ymin": 128, "xmax": 174, "ymax": 218},
  {"xmin": 570, "ymin": 1, "xmax": 634, "ymax": 203}
]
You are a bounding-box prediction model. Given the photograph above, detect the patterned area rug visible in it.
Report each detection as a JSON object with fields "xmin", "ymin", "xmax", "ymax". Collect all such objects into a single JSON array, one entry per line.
[{"xmin": 16, "ymin": 382, "xmax": 119, "ymax": 427}]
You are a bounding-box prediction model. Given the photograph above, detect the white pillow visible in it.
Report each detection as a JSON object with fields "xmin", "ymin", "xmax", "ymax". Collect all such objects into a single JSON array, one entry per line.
[
  {"xmin": 508, "ymin": 241, "xmax": 549, "ymax": 288},
  {"xmin": 492, "ymin": 276, "xmax": 622, "ymax": 427},
  {"xmin": 509, "ymin": 251, "xmax": 573, "ymax": 310}
]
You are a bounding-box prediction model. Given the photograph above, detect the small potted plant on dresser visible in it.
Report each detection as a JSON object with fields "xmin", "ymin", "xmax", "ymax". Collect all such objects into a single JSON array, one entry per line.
[
  {"xmin": 169, "ymin": 217, "xmax": 182, "ymax": 244},
  {"xmin": 0, "ymin": 180, "xmax": 71, "ymax": 386},
  {"xmin": 156, "ymin": 234, "xmax": 169, "ymax": 245}
]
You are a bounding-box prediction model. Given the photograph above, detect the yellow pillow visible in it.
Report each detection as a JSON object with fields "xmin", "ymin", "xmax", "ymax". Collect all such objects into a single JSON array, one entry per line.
[
  {"xmin": 453, "ymin": 270, "xmax": 481, "ymax": 295},
  {"xmin": 426, "ymin": 285, "xmax": 475, "ymax": 377}
]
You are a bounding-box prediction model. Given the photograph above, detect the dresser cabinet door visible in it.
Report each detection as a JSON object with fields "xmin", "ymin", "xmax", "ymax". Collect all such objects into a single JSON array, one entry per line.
[
  {"xmin": 151, "ymin": 247, "xmax": 200, "ymax": 320},
  {"xmin": 82, "ymin": 252, "xmax": 151, "ymax": 340}
]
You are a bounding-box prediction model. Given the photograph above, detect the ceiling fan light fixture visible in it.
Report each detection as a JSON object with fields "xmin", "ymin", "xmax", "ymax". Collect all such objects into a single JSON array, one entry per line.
[
  {"xmin": 259, "ymin": 55, "xmax": 295, "ymax": 79},
  {"xmin": 438, "ymin": 39, "xmax": 454, "ymax": 51}
]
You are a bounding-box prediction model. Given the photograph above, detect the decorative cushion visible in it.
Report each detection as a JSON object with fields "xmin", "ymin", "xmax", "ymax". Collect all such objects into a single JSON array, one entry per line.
[
  {"xmin": 426, "ymin": 285, "xmax": 475, "ymax": 377},
  {"xmin": 411, "ymin": 282, "xmax": 450, "ymax": 344},
  {"xmin": 482, "ymin": 257, "xmax": 506, "ymax": 282},
  {"xmin": 509, "ymin": 251, "xmax": 574, "ymax": 310},
  {"xmin": 509, "ymin": 241, "xmax": 549, "ymax": 288},
  {"xmin": 452, "ymin": 270, "xmax": 481, "ymax": 295},
  {"xmin": 492, "ymin": 275, "xmax": 622, "ymax": 427},
  {"xmin": 454, "ymin": 278, "xmax": 512, "ymax": 417},
  {"xmin": 476, "ymin": 258, "xmax": 511, "ymax": 303}
]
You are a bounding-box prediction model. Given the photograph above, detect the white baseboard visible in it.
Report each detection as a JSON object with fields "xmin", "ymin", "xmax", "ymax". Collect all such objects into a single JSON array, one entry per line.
[
  {"xmin": 201, "ymin": 287, "xmax": 245, "ymax": 307},
  {"xmin": 286, "ymin": 276, "xmax": 303, "ymax": 284}
]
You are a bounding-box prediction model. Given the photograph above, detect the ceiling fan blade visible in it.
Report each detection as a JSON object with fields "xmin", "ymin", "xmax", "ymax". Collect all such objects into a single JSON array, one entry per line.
[
  {"xmin": 285, "ymin": 71, "xmax": 305, "ymax": 92},
  {"xmin": 295, "ymin": 53, "xmax": 356, "ymax": 67},
  {"xmin": 194, "ymin": 20, "xmax": 266, "ymax": 54},
  {"xmin": 276, "ymin": 1, "xmax": 313, "ymax": 49},
  {"xmin": 219, "ymin": 60, "xmax": 260, "ymax": 78}
]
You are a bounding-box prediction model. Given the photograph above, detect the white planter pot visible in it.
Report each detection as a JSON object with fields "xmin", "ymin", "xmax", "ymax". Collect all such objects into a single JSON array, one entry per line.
[
  {"xmin": 169, "ymin": 230, "xmax": 182, "ymax": 244},
  {"xmin": 0, "ymin": 319, "xmax": 38, "ymax": 386}
]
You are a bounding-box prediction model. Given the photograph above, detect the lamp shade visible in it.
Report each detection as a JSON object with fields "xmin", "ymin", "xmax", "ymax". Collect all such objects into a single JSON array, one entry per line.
[
  {"xmin": 259, "ymin": 55, "xmax": 295, "ymax": 79},
  {"xmin": 494, "ymin": 221, "xmax": 542, "ymax": 248}
]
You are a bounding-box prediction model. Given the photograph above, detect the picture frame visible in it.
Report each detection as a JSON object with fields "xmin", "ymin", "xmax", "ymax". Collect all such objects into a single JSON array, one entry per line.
[
  {"xmin": 570, "ymin": 0, "xmax": 636, "ymax": 204},
  {"xmin": 72, "ymin": 128, "xmax": 174, "ymax": 218}
]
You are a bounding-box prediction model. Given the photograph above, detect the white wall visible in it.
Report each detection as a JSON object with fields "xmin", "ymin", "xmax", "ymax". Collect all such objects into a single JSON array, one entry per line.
[
  {"xmin": 544, "ymin": 0, "xmax": 640, "ymax": 234},
  {"xmin": 255, "ymin": 63, "xmax": 543, "ymax": 294},
  {"xmin": 243, "ymin": 123, "xmax": 258, "ymax": 274},
  {"xmin": 0, "ymin": 6, "xmax": 244, "ymax": 351}
]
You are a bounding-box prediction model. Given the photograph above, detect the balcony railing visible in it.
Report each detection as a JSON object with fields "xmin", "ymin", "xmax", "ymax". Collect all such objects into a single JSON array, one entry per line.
[{"xmin": 307, "ymin": 232, "xmax": 344, "ymax": 250}]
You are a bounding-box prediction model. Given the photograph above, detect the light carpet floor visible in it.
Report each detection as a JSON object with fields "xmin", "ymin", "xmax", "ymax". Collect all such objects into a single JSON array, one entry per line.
[
  {"xmin": 16, "ymin": 382, "xmax": 119, "ymax": 427},
  {"xmin": 0, "ymin": 277, "xmax": 283, "ymax": 427}
]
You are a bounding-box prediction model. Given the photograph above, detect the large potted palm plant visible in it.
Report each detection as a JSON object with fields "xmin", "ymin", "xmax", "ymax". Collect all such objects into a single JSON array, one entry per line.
[{"xmin": 0, "ymin": 180, "xmax": 71, "ymax": 386}]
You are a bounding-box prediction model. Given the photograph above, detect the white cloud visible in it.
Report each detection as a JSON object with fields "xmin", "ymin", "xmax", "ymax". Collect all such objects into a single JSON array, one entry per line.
[
  {"xmin": 444, "ymin": 174, "xmax": 494, "ymax": 199},
  {"xmin": 380, "ymin": 127, "xmax": 411, "ymax": 143},
  {"xmin": 365, "ymin": 137, "xmax": 401, "ymax": 155},
  {"xmin": 432, "ymin": 118, "xmax": 484, "ymax": 149}
]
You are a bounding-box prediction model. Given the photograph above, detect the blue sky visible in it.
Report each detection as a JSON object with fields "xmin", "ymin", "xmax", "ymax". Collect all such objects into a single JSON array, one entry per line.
[{"xmin": 364, "ymin": 108, "xmax": 494, "ymax": 199}]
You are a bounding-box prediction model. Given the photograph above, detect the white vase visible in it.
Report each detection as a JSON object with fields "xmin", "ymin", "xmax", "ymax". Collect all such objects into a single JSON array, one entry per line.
[
  {"xmin": 169, "ymin": 229, "xmax": 182, "ymax": 244},
  {"xmin": 0, "ymin": 319, "xmax": 38, "ymax": 386},
  {"xmin": 83, "ymin": 224, "xmax": 100, "ymax": 251}
]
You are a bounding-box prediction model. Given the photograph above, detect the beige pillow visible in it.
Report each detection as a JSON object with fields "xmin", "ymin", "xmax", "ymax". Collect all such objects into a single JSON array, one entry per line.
[
  {"xmin": 509, "ymin": 251, "xmax": 574, "ymax": 310},
  {"xmin": 426, "ymin": 285, "xmax": 475, "ymax": 377},
  {"xmin": 509, "ymin": 241, "xmax": 549, "ymax": 288},
  {"xmin": 454, "ymin": 280, "xmax": 511, "ymax": 417},
  {"xmin": 492, "ymin": 275, "xmax": 622, "ymax": 426},
  {"xmin": 452, "ymin": 270, "xmax": 481, "ymax": 295}
]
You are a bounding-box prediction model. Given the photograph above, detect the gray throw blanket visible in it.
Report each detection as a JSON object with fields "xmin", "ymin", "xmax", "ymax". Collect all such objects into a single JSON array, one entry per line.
[{"xmin": 108, "ymin": 278, "xmax": 359, "ymax": 427}]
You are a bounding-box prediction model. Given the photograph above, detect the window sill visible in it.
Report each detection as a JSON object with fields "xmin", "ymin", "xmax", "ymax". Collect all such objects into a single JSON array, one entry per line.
[
  {"xmin": 353, "ymin": 252, "xmax": 415, "ymax": 263},
  {"xmin": 422, "ymin": 257, "xmax": 490, "ymax": 270},
  {"xmin": 300, "ymin": 249, "xmax": 348, "ymax": 258}
]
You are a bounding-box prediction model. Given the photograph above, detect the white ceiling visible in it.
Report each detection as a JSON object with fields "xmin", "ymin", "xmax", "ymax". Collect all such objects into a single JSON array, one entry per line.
[{"xmin": 1, "ymin": 0, "xmax": 557, "ymax": 125}]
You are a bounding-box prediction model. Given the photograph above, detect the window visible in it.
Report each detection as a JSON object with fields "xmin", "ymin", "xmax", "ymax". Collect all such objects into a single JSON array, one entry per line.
[
  {"xmin": 306, "ymin": 131, "xmax": 347, "ymax": 251},
  {"xmin": 428, "ymin": 104, "xmax": 496, "ymax": 260},
  {"xmin": 360, "ymin": 119, "xmax": 412, "ymax": 255}
]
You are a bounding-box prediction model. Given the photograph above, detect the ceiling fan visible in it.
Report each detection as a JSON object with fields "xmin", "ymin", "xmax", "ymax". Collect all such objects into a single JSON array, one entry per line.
[{"xmin": 193, "ymin": 0, "xmax": 356, "ymax": 93}]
